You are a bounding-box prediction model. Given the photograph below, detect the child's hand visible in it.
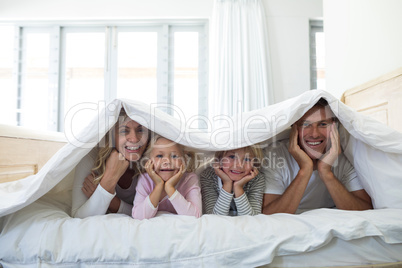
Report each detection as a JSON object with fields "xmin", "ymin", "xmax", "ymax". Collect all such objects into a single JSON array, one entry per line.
[
  {"xmin": 212, "ymin": 163, "xmax": 229, "ymax": 182},
  {"xmin": 213, "ymin": 163, "xmax": 233, "ymax": 193},
  {"xmin": 165, "ymin": 164, "xmax": 185, "ymax": 197},
  {"xmin": 234, "ymin": 167, "xmax": 259, "ymax": 189},
  {"xmin": 145, "ymin": 159, "xmax": 164, "ymax": 186}
]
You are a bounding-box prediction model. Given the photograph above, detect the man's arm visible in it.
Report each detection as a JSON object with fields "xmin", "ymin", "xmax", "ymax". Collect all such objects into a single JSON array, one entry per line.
[
  {"xmin": 318, "ymin": 171, "xmax": 373, "ymax": 210},
  {"xmin": 318, "ymin": 123, "xmax": 372, "ymax": 210},
  {"xmin": 263, "ymin": 125, "xmax": 314, "ymax": 215},
  {"xmin": 262, "ymin": 167, "xmax": 312, "ymax": 214}
]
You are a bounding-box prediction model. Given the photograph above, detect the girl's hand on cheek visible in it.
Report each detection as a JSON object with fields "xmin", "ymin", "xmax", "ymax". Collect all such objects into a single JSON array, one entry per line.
[
  {"xmin": 213, "ymin": 163, "xmax": 233, "ymax": 193},
  {"xmin": 166, "ymin": 164, "xmax": 185, "ymax": 190},
  {"xmin": 146, "ymin": 159, "xmax": 165, "ymax": 208},
  {"xmin": 234, "ymin": 167, "xmax": 258, "ymax": 188},
  {"xmin": 145, "ymin": 159, "xmax": 164, "ymax": 185},
  {"xmin": 213, "ymin": 164, "xmax": 232, "ymax": 184}
]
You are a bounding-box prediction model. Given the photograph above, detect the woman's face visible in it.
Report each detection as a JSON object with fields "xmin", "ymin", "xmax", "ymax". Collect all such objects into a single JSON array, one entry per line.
[
  {"xmin": 150, "ymin": 138, "xmax": 184, "ymax": 182},
  {"xmin": 220, "ymin": 149, "xmax": 254, "ymax": 182},
  {"xmin": 115, "ymin": 118, "xmax": 149, "ymax": 162}
]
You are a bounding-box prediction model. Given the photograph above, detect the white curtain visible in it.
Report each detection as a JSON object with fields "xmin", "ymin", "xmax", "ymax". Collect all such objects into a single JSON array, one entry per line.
[{"xmin": 209, "ymin": 0, "xmax": 273, "ymax": 117}]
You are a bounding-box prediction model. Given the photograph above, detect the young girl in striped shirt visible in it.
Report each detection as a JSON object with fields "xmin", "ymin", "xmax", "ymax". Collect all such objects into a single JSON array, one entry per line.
[
  {"xmin": 200, "ymin": 146, "xmax": 265, "ymax": 216},
  {"xmin": 132, "ymin": 135, "xmax": 202, "ymax": 220}
]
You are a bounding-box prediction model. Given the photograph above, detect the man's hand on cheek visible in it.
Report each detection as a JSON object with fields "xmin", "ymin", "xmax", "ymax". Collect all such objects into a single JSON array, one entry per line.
[
  {"xmin": 318, "ymin": 123, "xmax": 341, "ymax": 174},
  {"xmin": 289, "ymin": 125, "xmax": 313, "ymax": 171}
]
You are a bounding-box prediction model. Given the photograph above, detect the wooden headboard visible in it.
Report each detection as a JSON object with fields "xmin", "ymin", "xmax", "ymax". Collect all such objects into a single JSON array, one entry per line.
[
  {"xmin": 0, "ymin": 124, "xmax": 67, "ymax": 183},
  {"xmin": 341, "ymin": 67, "xmax": 402, "ymax": 133}
]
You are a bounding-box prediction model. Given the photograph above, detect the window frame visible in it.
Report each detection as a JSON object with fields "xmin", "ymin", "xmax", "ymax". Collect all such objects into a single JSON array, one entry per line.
[
  {"xmin": 309, "ymin": 19, "xmax": 324, "ymax": 90},
  {"xmin": 1, "ymin": 20, "xmax": 209, "ymax": 132}
]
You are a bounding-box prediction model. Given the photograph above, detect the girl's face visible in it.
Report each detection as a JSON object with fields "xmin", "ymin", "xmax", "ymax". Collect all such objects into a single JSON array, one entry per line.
[
  {"xmin": 220, "ymin": 149, "xmax": 254, "ymax": 182},
  {"xmin": 150, "ymin": 138, "xmax": 184, "ymax": 181},
  {"xmin": 115, "ymin": 119, "xmax": 148, "ymax": 162}
]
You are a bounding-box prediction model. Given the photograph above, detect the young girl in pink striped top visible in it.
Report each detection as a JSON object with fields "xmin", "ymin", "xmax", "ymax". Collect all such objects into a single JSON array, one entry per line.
[{"xmin": 132, "ymin": 135, "xmax": 202, "ymax": 220}]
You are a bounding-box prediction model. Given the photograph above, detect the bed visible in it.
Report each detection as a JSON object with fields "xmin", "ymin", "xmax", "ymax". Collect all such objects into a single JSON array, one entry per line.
[
  {"xmin": 1, "ymin": 85, "xmax": 402, "ymax": 267},
  {"xmin": 341, "ymin": 67, "xmax": 402, "ymax": 133}
]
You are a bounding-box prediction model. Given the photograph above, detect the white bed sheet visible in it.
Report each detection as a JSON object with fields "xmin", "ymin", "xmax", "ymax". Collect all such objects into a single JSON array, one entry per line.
[{"xmin": 1, "ymin": 198, "xmax": 402, "ymax": 267}]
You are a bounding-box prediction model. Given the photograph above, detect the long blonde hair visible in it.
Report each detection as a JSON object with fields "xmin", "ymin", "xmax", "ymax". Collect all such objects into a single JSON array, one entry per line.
[
  {"xmin": 142, "ymin": 134, "xmax": 198, "ymax": 173},
  {"xmin": 91, "ymin": 109, "xmax": 149, "ymax": 184}
]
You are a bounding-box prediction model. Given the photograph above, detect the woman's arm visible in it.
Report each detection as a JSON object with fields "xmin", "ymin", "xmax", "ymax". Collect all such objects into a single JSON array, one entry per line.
[{"xmin": 71, "ymin": 149, "xmax": 116, "ymax": 218}]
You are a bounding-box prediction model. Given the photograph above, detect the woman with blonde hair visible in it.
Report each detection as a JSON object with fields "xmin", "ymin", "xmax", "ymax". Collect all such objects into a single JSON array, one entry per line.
[{"xmin": 72, "ymin": 108, "xmax": 150, "ymax": 218}]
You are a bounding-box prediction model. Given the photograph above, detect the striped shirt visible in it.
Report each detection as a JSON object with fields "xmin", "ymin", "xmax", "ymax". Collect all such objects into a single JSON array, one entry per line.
[{"xmin": 200, "ymin": 167, "xmax": 265, "ymax": 216}]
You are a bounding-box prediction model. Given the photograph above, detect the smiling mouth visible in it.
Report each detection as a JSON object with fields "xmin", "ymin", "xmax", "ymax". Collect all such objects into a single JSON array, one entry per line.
[
  {"xmin": 160, "ymin": 169, "xmax": 175, "ymax": 172},
  {"xmin": 125, "ymin": 145, "xmax": 141, "ymax": 151},
  {"xmin": 230, "ymin": 170, "xmax": 243, "ymax": 175},
  {"xmin": 306, "ymin": 141, "xmax": 323, "ymax": 146}
]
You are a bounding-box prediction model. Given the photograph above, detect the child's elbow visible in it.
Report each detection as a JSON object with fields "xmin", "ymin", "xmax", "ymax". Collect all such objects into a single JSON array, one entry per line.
[{"xmin": 195, "ymin": 211, "xmax": 202, "ymax": 218}]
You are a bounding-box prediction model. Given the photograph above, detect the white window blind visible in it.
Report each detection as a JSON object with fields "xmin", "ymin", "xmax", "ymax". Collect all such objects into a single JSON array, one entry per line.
[{"xmin": 0, "ymin": 21, "xmax": 208, "ymax": 133}]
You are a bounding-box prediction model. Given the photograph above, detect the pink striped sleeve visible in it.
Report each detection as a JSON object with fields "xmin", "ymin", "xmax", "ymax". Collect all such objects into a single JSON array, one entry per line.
[
  {"xmin": 132, "ymin": 174, "xmax": 158, "ymax": 220},
  {"xmin": 169, "ymin": 173, "xmax": 202, "ymax": 218}
]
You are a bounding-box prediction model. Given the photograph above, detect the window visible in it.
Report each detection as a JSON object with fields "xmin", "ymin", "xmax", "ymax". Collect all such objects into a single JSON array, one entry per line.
[
  {"xmin": 309, "ymin": 20, "xmax": 325, "ymax": 90},
  {"xmin": 0, "ymin": 22, "xmax": 208, "ymax": 133},
  {"xmin": 0, "ymin": 26, "xmax": 16, "ymax": 126}
]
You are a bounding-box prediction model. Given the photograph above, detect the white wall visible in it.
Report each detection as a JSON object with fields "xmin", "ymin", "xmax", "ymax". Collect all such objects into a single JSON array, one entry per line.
[
  {"xmin": 324, "ymin": 0, "xmax": 402, "ymax": 99},
  {"xmin": 0, "ymin": 0, "xmax": 322, "ymax": 104},
  {"xmin": 263, "ymin": 0, "xmax": 323, "ymax": 103}
]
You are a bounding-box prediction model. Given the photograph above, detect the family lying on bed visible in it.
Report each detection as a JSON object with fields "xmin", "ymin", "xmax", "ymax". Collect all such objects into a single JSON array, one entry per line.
[{"xmin": 71, "ymin": 98, "xmax": 373, "ymax": 219}]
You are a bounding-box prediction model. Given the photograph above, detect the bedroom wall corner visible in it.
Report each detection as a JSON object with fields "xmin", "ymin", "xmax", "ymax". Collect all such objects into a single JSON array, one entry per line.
[
  {"xmin": 323, "ymin": 0, "xmax": 402, "ymax": 99},
  {"xmin": 262, "ymin": 0, "xmax": 323, "ymax": 104}
]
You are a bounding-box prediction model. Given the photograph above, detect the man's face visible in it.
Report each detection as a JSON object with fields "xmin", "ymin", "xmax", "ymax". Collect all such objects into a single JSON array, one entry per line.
[{"xmin": 296, "ymin": 106, "xmax": 335, "ymax": 160}]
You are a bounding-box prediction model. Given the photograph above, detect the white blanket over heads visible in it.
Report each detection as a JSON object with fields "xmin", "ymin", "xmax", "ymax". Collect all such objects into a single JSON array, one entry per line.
[{"xmin": 1, "ymin": 89, "xmax": 402, "ymax": 267}]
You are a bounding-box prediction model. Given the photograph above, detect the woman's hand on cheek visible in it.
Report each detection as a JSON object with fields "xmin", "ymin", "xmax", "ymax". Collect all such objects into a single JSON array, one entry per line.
[
  {"xmin": 104, "ymin": 150, "xmax": 129, "ymax": 179},
  {"xmin": 100, "ymin": 150, "xmax": 129, "ymax": 193},
  {"xmin": 145, "ymin": 159, "xmax": 164, "ymax": 186}
]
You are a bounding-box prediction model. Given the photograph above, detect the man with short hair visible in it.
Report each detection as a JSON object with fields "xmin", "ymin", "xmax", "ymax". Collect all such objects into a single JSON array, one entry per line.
[{"xmin": 262, "ymin": 98, "xmax": 372, "ymax": 214}]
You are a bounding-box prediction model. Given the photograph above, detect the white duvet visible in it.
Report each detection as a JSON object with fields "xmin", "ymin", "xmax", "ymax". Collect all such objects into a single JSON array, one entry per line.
[{"xmin": 1, "ymin": 90, "xmax": 402, "ymax": 267}]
